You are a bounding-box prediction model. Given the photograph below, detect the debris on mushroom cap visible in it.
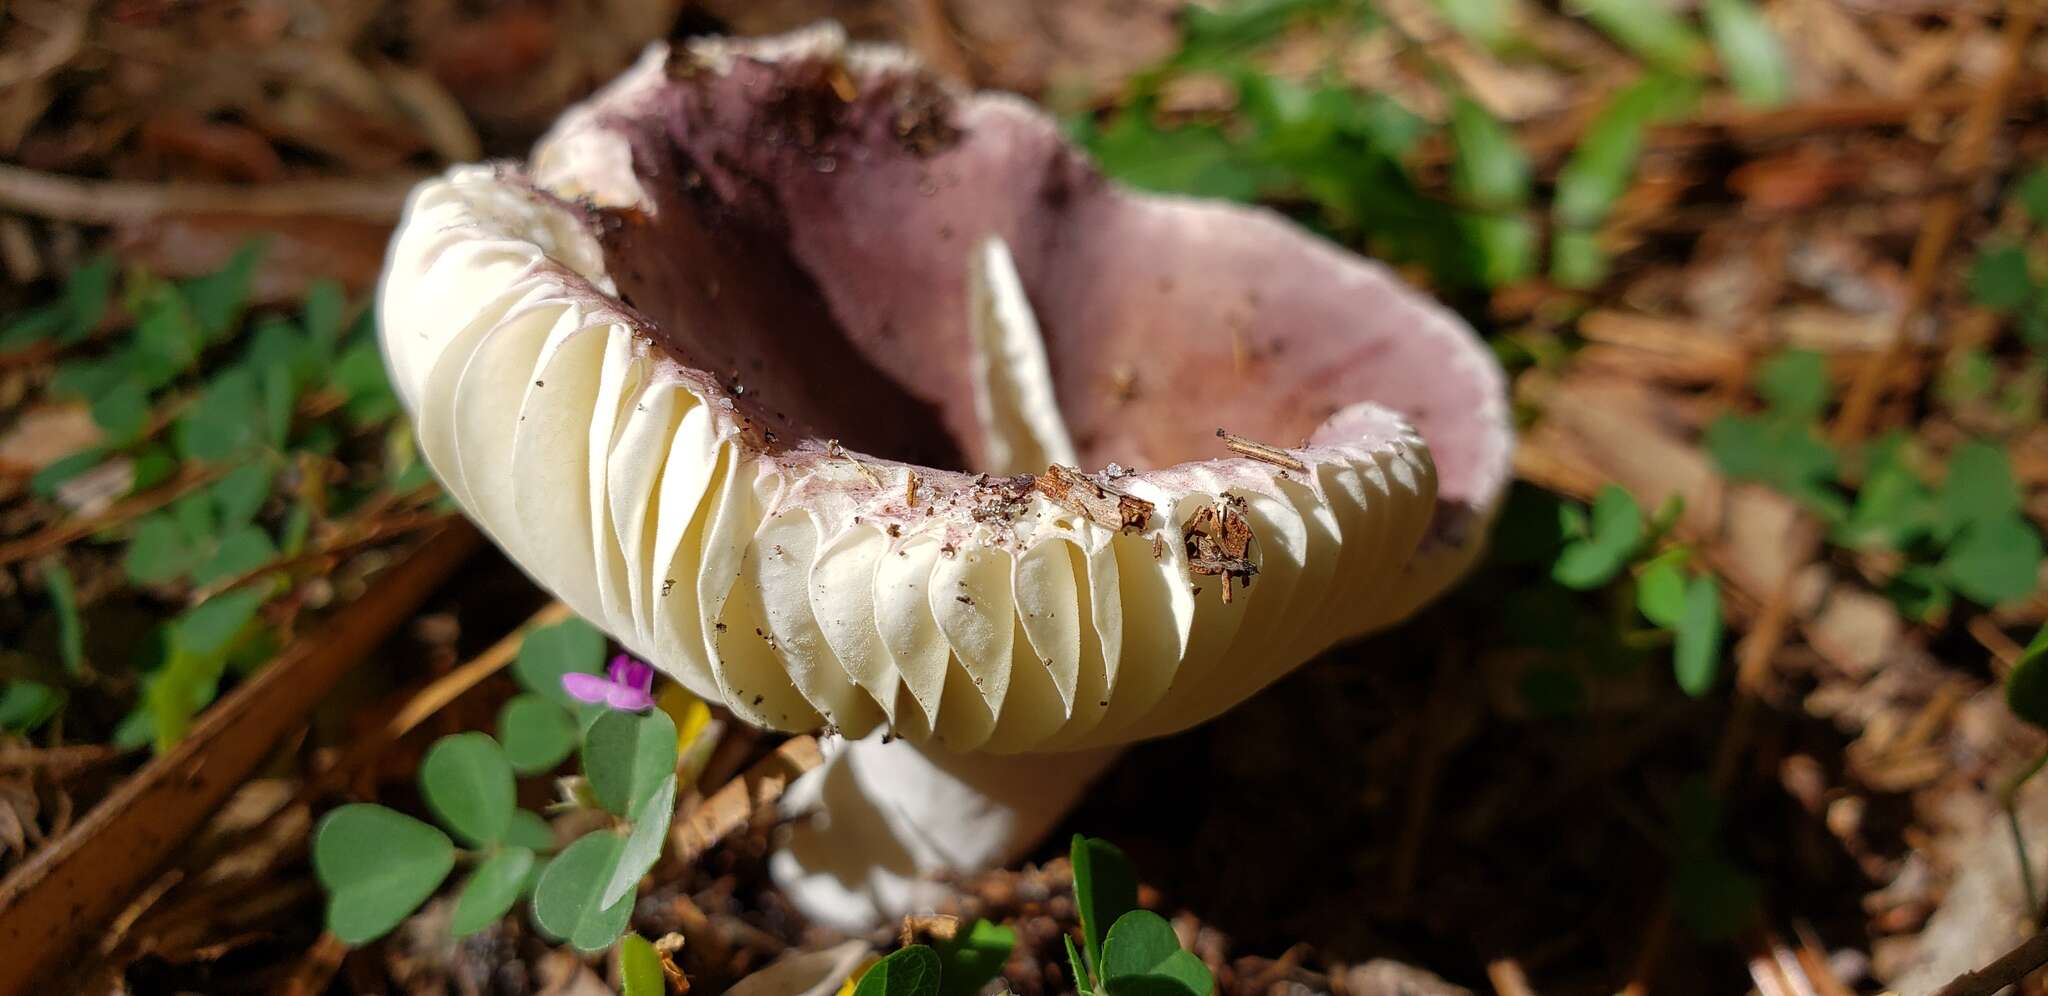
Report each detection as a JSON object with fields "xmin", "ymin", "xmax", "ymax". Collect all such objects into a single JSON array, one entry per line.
[{"xmin": 377, "ymin": 25, "xmax": 1513, "ymax": 756}]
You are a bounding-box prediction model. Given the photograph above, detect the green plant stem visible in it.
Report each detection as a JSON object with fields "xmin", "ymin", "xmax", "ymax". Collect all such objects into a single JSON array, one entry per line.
[{"xmin": 2002, "ymin": 749, "xmax": 2048, "ymax": 927}]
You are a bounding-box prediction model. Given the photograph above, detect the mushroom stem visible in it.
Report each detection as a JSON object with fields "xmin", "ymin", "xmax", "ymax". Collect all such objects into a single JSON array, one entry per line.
[{"xmin": 769, "ymin": 731, "xmax": 1120, "ymax": 931}]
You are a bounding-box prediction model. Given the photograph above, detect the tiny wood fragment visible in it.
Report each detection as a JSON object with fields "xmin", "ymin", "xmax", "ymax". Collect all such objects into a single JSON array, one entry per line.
[
  {"xmin": 671, "ymin": 735, "xmax": 823, "ymax": 864},
  {"xmin": 1034, "ymin": 464, "xmax": 1153, "ymax": 533},
  {"xmin": 1216, "ymin": 428, "xmax": 1307, "ymax": 472},
  {"xmin": 1182, "ymin": 495, "xmax": 1258, "ymax": 603},
  {"xmin": 898, "ymin": 913, "xmax": 961, "ymax": 946}
]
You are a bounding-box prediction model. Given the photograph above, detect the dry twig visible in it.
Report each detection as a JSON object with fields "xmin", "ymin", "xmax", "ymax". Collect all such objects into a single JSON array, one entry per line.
[
  {"xmin": 0, "ymin": 164, "xmax": 421, "ymax": 224},
  {"xmin": 1931, "ymin": 926, "xmax": 2048, "ymax": 996}
]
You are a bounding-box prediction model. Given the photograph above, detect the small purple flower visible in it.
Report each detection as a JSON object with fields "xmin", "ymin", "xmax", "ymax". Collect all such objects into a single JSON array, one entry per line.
[{"xmin": 563, "ymin": 654, "xmax": 656, "ymax": 712}]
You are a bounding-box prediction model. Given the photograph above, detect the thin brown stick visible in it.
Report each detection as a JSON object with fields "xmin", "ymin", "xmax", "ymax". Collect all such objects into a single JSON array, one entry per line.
[
  {"xmin": 0, "ymin": 163, "xmax": 422, "ymax": 224},
  {"xmin": 1216, "ymin": 429, "xmax": 1308, "ymax": 472},
  {"xmin": 189, "ymin": 510, "xmax": 453, "ymax": 602},
  {"xmin": 1931, "ymin": 926, "xmax": 2048, "ymax": 996},
  {"xmin": 1831, "ymin": 1, "xmax": 2036, "ymax": 445},
  {"xmin": 0, "ymin": 743, "xmax": 124, "ymax": 775},
  {"xmin": 0, "ymin": 464, "xmax": 221, "ymax": 567}
]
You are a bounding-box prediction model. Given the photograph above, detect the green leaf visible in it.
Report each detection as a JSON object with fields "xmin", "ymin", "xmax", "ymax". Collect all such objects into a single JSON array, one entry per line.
[
  {"xmin": 531, "ymin": 830, "xmax": 634, "ymax": 952},
  {"xmin": 506, "ymin": 809, "xmax": 558, "ymax": 853},
  {"xmin": 1550, "ymin": 227, "xmax": 1609, "ymax": 289},
  {"xmin": 853, "ymin": 945, "xmax": 943, "ymax": 996},
  {"xmin": 1571, "ymin": 0, "xmax": 1709, "ymax": 72},
  {"xmin": 0, "ymin": 303, "xmax": 64, "ymax": 351},
  {"xmin": 302, "ymin": 280, "xmax": 347, "ymax": 347},
  {"xmin": 1554, "ymin": 76, "xmax": 1694, "ymax": 228},
  {"xmin": 1940, "ymin": 515, "xmax": 2045, "ymax": 606},
  {"xmin": 43, "ymin": 562, "xmax": 84, "ymax": 677},
  {"xmin": 175, "ymin": 368, "xmax": 264, "ymax": 462},
  {"xmin": 1703, "ymin": 415, "xmax": 1840, "ymax": 513},
  {"xmin": 1449, "ymin": 97, "xmax": 1530, "ymax": 211},
  {"xmin": 1085, "ymin": 113, "xmax": 1267, "ymax": 202},
  {"xmin": 0, "ymin": 681, "xmax": 64, "ymax": 733},
  {"xmin": 128, "ymin": 290, "xmax": 203, "ymax": 387},
  {"xmin": 1463, "ymin": 212, "xmax": 1537, "ymax": 288},
  {"xmin": 1072, "ymin": 835, "xmax": 1138, "ymax": 978},
  {"xmin": 261, "ymin": 361, "xmax": 295, "ymax": 447},
  {"xmin": 420, "ymin": 733, "xmax": 517, "ymax": 847},
  {"xmin": 191, "ymin": 525, "xmax": 277, "ymax": 586},
  {"xmin": 1756, "ymin": 350, "xmax": 1829, "ymax": 421},
  {"xmin": 1838, "ymin": 453, "xmax": 1934, "ymax": 551},
  {"xmin": 313, "ymin": 803, "xmax": 456, "ymax": 945},
  {"xmin": 620, "ymin": 934, "xmax": 666, "ymax": 996},
  {"xmin": 1672, "ymin": 575, "xmax": 1724, "ymax": 697},
  {"xmin": 2004, "ymin": 624, "xmax": 2048, "ymax": 730},
  {"xmin": 450, "ymin": 846, "xmax": 536, "ymax": 938},
  {"xmin": 936, "ymin": 919, "xmax": 1017, "ymax": 996},
  {"xmin": 2018, "ymin": 165, "xmax": 2048, "ymax": 225},
  {"xmin": 173, "ymin": 491, "xmax": 215, "ymax": 546},
  {"xmin": 499, "ymin": 694, "xmax": 579, "ymax": 775},
  {"xmin": 1636, "ymin": 557, "xmax": 1687, "ymax": 628},
  {"xmin": 90, "ymin": 382, "xmax": 151, "ymax": 447},
  {"xmin": 1100, "ymin": 910, "xmax": 1213, "ymax": 996},
  {"xmin": 333, "ymin": 340, "xmax": 400, "ymax": 425},
  {"xmin": 600, "ymin": 774, "xmax": 677, "ymax": 908},
  {"xmin": 1937, "ymin": 441, "xmax": 2021, "ymax": 538},
  {"xmin": 1551, "ymin": 485, "xmax": 1643, "ymax": 590},
  {"xmin": 111, "ymin": 705, "xmax": 154, "ymax": 750},
  {"xmin": 1886, "ymin": 563, "xmax": 1953, "ymax": 623},
  {"xmin": 583, "ymin": 708, "xmax": 678, "ymax": 817},
  {"xmin": 125, "ymin": 514, "xmax": 200, "ymax": 585},
  {"xmin": 145, "ymin": 647, "xmax": 221, "ymax": 751},
  {"xmin": 176, "ymin": 588, "xmax": 266, "ymax": 655},
  {"xmin": 211, "ymin": 463, "xmax": 274, "ymax": 527},
  {"xmin": 1970, "ymin": 244, "xmax": 2033, "ymax": 312},
  {"xmin": 58, "ymin": 255, "xmax": 116, "ymax": 344},
  {"xmin": 1704, "ymin": 0, "xmax": 1789, "ymax": 106},
  {"xmin": 129, "ymin": 446, "xmax": 177, "ymax": 493},
  {"xmin": 1431, "ymin": 0, "xmax": 1511, "ymax": 48},
  {"xmin": 515, "ymin": 618, "xmax": 609, "ymax": 707},
  {"xmin": 1177, "ymin": 0, "xmax": 1332, "ymax": 53},
  {"xmin": 182, "ymin": 241, "xmax": 264, "ymax": 340}
]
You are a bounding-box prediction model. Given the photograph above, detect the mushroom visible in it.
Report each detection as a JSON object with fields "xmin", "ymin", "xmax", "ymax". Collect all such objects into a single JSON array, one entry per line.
[{"xmin": 378, "ymin": 26, "xmax": 1513, "ymax": 931}]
